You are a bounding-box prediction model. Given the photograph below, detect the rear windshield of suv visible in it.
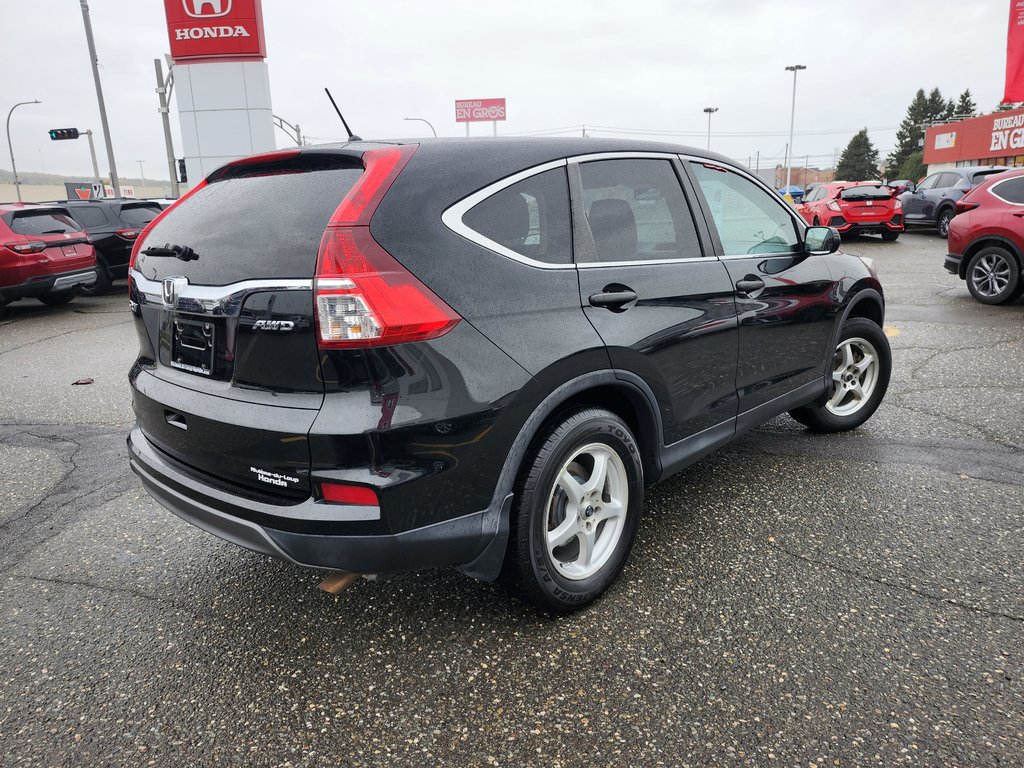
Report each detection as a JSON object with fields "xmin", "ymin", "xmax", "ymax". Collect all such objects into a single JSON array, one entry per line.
[
  {"xmin": 839, "ymin": 185, "xmax": 892, "ymax": 200},
  {"xmin": 118, "ymin": 204, "xmax": 163, "ymax": 227},
  {"xmin": 137, "ymin": 155, "xmax": 363, "ymax": 285},
  {"xmin": 4, "ymin": 210, "xmax": 80, "ymax": 236}
]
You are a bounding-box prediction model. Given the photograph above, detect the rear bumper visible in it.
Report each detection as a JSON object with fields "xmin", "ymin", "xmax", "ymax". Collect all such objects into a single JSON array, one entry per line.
[
  {"xmin": 945, "ymin": 252, "xmax": 963, "ymax": 276},
  {"xmin": 831, "ymin": 218, "xmax": 903, "ymax": 235},
  {"xmin": 127, "ymin": 426, "xmax": 507, "ymax": 574},
  {"xmin": 0, "ymin": 268, "xmax": 96, "ymax": 304}
]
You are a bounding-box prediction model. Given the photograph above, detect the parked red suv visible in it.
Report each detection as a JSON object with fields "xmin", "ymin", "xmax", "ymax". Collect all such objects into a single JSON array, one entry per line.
[
  {"xmin": 0, "ymin": 203, "xmax": 97, "ymax": 316},
  {"xmin": 798, "ymin": 181, "xmax": 904, "ymax": 240},
  {"xmin": 945, "ymin": 169, "xmax": 1024, "ymax": 304}
]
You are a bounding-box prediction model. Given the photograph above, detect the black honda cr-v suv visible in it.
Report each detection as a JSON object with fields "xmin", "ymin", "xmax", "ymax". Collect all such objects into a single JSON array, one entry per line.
[{"xmin": 127, "ymin": 138, "xmax": 890, "ymax": 612}]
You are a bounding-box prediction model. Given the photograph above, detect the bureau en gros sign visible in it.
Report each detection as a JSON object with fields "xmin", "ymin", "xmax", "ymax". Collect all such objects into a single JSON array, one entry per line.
[{"xmin": 991, "ymin": 113, "xmax": 1024, "ymax": 152}]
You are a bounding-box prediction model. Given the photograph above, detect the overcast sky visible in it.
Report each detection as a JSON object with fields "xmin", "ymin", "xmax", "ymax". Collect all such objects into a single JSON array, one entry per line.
[{"xmin": 0, "ymin": 0, "xmax": 1010, "ymax": 182}]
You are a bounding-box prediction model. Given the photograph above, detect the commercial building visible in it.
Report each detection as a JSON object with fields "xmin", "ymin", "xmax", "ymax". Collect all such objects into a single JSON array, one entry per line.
[{"xmin": 924, "ymin": 106, "xmax": 1024, "ymax": 173}]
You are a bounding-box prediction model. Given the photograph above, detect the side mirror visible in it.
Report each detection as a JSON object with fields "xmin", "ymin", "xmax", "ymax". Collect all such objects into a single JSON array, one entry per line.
[
  {"xmin": 906, "ymin": 182, "xmax": 917, "ymax": 193},
  {"xmin": 805, "ymin": 226, "xmax": 841, "ymax": 255}
]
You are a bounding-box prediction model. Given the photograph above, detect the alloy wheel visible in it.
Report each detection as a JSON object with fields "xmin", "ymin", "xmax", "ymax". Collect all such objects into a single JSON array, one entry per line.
[
  {"xmin": 826, "ymin": 337, "xmax": 880, "ymax": 417},
  {"xmin": 544, "ymin": 443, "xmax": 628, "ymax": 581},
  {"xmin": 970, "ymin": 253, "xmax": 1012, "ymax": 299}
]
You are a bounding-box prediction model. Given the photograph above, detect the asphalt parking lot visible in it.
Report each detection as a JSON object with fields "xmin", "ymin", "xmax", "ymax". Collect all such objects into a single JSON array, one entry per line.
[{"xmin": 1, "ymin": 232, "xmax": 1021, "ymax": 767}]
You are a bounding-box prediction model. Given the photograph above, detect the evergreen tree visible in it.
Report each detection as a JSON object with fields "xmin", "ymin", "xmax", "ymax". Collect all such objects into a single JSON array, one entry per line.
[
  {"xmin": 944, "ymin": 98, "xmax": 956, "ymax": 120},
  {"xmin": 887, "ymin": 89, "xmax": 930, "ymax": 173},
  {"xmin": 835, "ymin": 129, "xmax": 881, "ymax": 181},
  {"xmin": 955, "ymin": 90, "xmax": 977, "ymax": 118},
  {"xmin": 897, "ymin": 151, "xmax": 926, "ymax": 182},
  {"xmin": 926, "ymin": 88, "xmax": 948, "ymax": 123}
]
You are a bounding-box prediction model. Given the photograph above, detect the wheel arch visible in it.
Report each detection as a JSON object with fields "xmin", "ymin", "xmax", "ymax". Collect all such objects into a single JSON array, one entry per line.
[{"xmin": 960, "ymin": 236, "xmax": 1023, "ymax": 279}]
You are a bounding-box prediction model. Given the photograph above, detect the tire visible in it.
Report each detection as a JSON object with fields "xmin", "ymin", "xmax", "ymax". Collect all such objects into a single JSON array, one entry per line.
[
  {"xmin": 79, "ymin": 263, "xmax": 111, "ymax": 295},
  {"xmin": 881, "ymin": 231, "xmax": 899, "ymax": 242},
  {"xmin": 502, "ymin": 407, "xmax": 643, "ymax": 613},
  {"xmin": 37, "ymin": 291, "xmax": 76, "ymax": 306},
  {"xmin": 966, "ymin": 246, "xmax": 1023, "ymax": 305},
  {"xmin": 812, "ymin": 217, "xmax": 820, "ymax": 226},
  {"xmin": 789, "ymin": 318, "xmax": 891, "ymax": 433},
  {"xmin": 936, "ymin": 208, "xmax": 954, "ymax": 239}
]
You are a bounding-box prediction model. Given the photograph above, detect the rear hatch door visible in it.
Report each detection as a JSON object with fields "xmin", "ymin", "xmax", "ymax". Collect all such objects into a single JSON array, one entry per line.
[
  {"xmin": 4, "ymin": 209, "xmax": 93, "ymax": 270},
  {"xmin": 129, "ymin": 151, "xmax": 365, "ymax": 499},
  {"xmin": 838, "ymin": 185, "xmax": 896, "ymax": 222}
]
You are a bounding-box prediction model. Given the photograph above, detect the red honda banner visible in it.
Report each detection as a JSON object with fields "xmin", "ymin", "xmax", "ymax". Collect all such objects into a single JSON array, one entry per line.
[{"xmin": 1006, "ymin": 1, "xmax": 1024, "ymax": 102}]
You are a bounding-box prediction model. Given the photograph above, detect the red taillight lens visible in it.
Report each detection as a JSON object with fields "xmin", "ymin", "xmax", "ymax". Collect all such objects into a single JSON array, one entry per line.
[
  {"xmin": 955, "ymin": 200, "xmax": 980, "ymax": 214},
  {"xmin": 826, "ymin": 200, "xmax": 842, "ymax": 212},
  {"xmin": 315, "ymin": 227, "xmax": 460, "ymax": 348},
  {"xmin": 4, "ymin": 240, "xmax": 46, "ymax": 255},
  {"xmin": 116, "ymin": 228, "xmax": 142, "ymax": 240},
  {"xmin": 128, "ymin": 179, "xmax": 208, "ymax": 271},
  {"xmin": 329, "ymin": 145, "xmax": 418, "ymax": 226},
  {"xmin": 320, "ymin": 482, "xmax": 379, "ymax": 506}
]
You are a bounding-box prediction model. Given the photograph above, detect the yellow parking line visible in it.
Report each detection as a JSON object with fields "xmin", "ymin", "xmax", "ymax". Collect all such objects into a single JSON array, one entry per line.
[{"xmin": 883, "ymin": 325, "xmax": 900, "ymax": 338}]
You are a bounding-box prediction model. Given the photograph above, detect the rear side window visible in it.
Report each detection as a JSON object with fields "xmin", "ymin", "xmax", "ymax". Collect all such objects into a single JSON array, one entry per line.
[
  {"xmin": 579, "ymin": 159, "xmax": 701, "ymax": 262},
  {"xmin": 462, "ymin": 167, "xmax": 572, "ymax": 264},
  {"xmin": 118, "ymin": 204, "xmax": 162, "ymax": 227},
  {"xmin": 6, "ymin": 211, "xmax": 79, "ymax": 236},
  {"xmin": 137, "ymin": 158, "xmax": 363, "ymax": 285},
  {"xmin": 70, "ymin": 207, "xmax": 109, "ymax": 228},
  {"xmin": 992, "ymin": 176, "xmax": 1024, "ymax": 203},
  {"xmin": 690, "ymin": 163, "xmax": 800, "ymax": 255}
]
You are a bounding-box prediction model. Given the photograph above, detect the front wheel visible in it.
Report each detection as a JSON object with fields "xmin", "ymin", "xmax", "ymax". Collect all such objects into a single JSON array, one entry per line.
[
  {"xmin": 789, "ymin": 318, "xmax": 891, "ymax": 432},
  {"xmin": 966, "ymin": 246, "xmax": 1022, "ymax": 305},
  {"xmin": 502, "ymin": 408, "xmax": 643, "ymax": 613},
  {"xmin": 936, "ymin": 209, "xmax": 953, "ymax": 238}
]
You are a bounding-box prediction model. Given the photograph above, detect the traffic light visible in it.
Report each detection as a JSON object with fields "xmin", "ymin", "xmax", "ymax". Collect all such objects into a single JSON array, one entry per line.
[
  {"xmin": 48, "ymin": 128, "xmax": 80, "ymax": 141},
  {"xmin": 177, "ymin": 158, "xmax": 187, "ymax": 184}
]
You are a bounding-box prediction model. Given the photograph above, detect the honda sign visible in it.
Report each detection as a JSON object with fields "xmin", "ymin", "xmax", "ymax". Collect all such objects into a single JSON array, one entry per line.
[{"xmin": 164, "ymin": 0, "xmax": 266, "ymax": 62}]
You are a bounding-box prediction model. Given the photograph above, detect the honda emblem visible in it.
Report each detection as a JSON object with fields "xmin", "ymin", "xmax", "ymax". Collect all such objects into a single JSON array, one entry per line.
[
  {"xmin": 162, "ymin": 276, "xmax": 188, "ymax": 308},
  {"xmin": 182, "ymin": 0, "xmax": 232, "ymax": 18}
]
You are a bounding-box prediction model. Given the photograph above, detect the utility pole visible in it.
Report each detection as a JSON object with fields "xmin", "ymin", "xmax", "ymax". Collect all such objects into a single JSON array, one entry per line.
[
  {"xmin": 83, "ymin": 129, "xmax": 100, "ymax": 181},
  {"xmin": 5, "ymin": 100, "xmax": 41, "ymax": 203},
  {"xmin": 784, "ymin": 64, "xmax": 806, "ymax": 194},
  {"xmin": 154, "ymin": 59, "xmax": 180, "ymax": 198},
  {"xmin": 80, "ymin": 0, "xmax": 121, "ymax": 197},
  {"xmin": 703, "ymin": 107, "xmax": 718, "ymax": 151},
  {"xmin": 755, "ymin": 150, "xmax": 760, "ymax": 177}
]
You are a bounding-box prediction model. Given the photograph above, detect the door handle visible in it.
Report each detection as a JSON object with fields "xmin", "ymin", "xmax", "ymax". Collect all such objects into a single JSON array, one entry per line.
[
  {"xmin": 735, "ymin": 277, "xmax": 766, "ymax": 295},
  {"xmin": 589, "ymin": 287, "xmax": 638, "ymax": 311},
  {"xmin": 1012, "ymin": 212, "xmax": 1024, "ymax": 218}
]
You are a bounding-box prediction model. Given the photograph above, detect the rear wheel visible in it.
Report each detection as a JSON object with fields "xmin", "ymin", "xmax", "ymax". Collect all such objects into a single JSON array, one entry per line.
[
  {"xmin": 79, "ymin": 261, "xmax": 111, "ymax": 295},
  {"xmin": 881, "ymin": 230, "xmax": 899, "ymax": 242},
  {"xmin": 789, "ymin": 318, "xmax": 891, "ymax": 432},
  {"xmin": 966, "ymin": 246, "xmax": 1022, "ymax": 305},
  {"xmin": 936, "ymin": 208, "xmax": 954, "ymax": 238},
  {"xmin": 37, "ymin": 291, "xmax": 76, "ymax": 306},
  {"xmin": 812, "ymin": 217, "xmax": 820, "ymax": 226},
  {"xmin": 502, "ymin": 408, "xmax": 643, "ymax": 613}
]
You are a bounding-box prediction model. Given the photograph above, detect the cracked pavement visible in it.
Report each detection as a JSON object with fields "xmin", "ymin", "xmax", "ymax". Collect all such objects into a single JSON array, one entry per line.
[{"xmin": 0, "ymin": 233, "xmax": 1022, "ymax": 767}]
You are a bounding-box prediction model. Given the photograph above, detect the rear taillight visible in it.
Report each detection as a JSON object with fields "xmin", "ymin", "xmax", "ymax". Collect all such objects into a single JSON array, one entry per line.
[
  {"xmin": 826, "ymin": 200, "xmax": 842, "ymax": 212},
  {"xmin": 128, "ymin": 179, "xmax": 208, "ymax": 271},
  {"xmin": 4, "ymin": 240, "xmax": 46, "ymax": 255},
  {"xmin": 314, "ymin": 144, "xmax": 461, "ymax": 349},
  {"xmin": 116, "ymin": 228, "xmax": 142, "ymax": 240},
  {"xmin": 956, "ymin": 200, "xmax": 980, "ymax": 214},
  {"xmin": 894, "ymin": 198, "xmax": 902, "ymax": 210}
]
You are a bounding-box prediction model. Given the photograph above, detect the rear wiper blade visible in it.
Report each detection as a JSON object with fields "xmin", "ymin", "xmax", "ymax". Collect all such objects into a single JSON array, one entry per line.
[
  {"xmin": 141, "ymin": 243, "xmax": 200, "ymax": 262},
  {"xmin": 42, "ymin": 229, "xmax": 71, "ymax": 234}
]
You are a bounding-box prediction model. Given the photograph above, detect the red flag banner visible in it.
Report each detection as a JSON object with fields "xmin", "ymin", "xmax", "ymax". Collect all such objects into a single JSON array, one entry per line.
[{"xmin": 1006, "ymin": 1, "xmax": 1024, "ymax": 102}]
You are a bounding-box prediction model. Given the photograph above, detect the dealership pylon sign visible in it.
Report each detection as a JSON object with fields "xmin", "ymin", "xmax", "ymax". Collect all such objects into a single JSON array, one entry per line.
[
  {"xmin": 1005, "ymin": 1, "xmax": 1024, "ymax": 103},
  {"xmin": 164, "ymin": 0, "xmax": 267, "ymax": 62},
  {"xmin": 456, "ymin": 98, "xmax": 507, "ymax": 137}
]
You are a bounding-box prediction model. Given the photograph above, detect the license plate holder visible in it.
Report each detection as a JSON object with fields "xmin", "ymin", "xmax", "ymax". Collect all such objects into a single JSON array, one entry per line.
[{"xmin": 171, "ymin": 316, "xmax": 215, "ymax": 376}]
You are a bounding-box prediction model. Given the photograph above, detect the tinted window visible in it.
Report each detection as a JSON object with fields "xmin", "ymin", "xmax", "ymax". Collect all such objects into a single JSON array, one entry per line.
[
  {"xmin": 916, "ymin": 174, "xmax": 940, "ymax": 191},
  {"xmin": 462, "ymin": 167, "xmax": 572, "ymax": 264},
  {"xmin": 579, "ymin": 159, "xmax": 701, "ymax": 262},
  {"xmin": 138, "ymin": 158, "xmax": 362, "ymax": 285},
  {"xmin": 689, "ymin": 163, "xmax": 800, "ymax": 255},
  {"xmin": 6, "ymin": 211, "xmax": 79, "ymax": 236},
  {"xmin": 993, "ymin": 176, "xmax": 1024, "ymax": 203},
  {"xmin": 973, "ymin": 168, "xmax": 1009, "ymax": 185},
  {"xmin": 937, "ymin": 172, "xmax": 963, "ymax": 189},
  {"xmin": 69, "ymin": 207, "xmax": 109, "ymax": 228},
  {"xmin": 118, "ymin": 204, "xmax": 162, "ymax": 226},
  {"xmin": 840, "ymin": 185, "xmax": 893, "ymax": 200}
]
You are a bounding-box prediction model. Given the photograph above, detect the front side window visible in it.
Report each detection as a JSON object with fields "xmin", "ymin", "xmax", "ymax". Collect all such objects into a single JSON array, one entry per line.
[
  {"xmin": 462, "ymin": 167, "xmax": 572, "ymax": 264},
  {"xmin": 689, "ymin": 163, "xmax": 800, "ymax": 255},
  {"xmin": 578, "ymin": 158, "xmax": 701, "ymax": 263},
  {"xmin": 916, "ymin": 174, "xmax": 940, "ymax": 191}
]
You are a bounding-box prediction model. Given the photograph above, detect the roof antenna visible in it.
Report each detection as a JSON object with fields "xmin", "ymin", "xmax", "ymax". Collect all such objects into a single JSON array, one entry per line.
[{"xmin": 325, "ymin": 87, "xmax": 361, "ymax": 142}]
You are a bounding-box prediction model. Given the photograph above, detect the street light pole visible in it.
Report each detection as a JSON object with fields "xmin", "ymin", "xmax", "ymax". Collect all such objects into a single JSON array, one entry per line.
[
  {"xmin": 6, "ymin": 100, "xmax": 41, "ymax": 203},
  {"xmin": 703, "ymin": 107, "xmax": 718, "ymax": 151},
  {"xmin": 79, "ymin": 0, "xmax": 121, "ymax": 198},
  {"xmin": 403, "ymin": 117, "xmax": 437, "ymax": 138},
  {"xmin": 154, "ymin": 59, "xmax": 180, "ymax": 198},
  {"xmin": 784, "ymin": 64, "xmax": 807, "ymax": 193},
  {"xmin": 137, "ymin": 160, "xmax": 145, "ymax": 182}
]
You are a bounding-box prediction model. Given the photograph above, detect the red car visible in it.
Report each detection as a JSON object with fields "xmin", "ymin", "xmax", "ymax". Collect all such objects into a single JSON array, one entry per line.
[
  {"xmin": 797, "ymin": 181, "xmax": 904, "ymax": 241},
  {"xmin": 0, "ymin": 203, "xmax": 97, "ymax": 316},
  {"xmin": 945, "ymin": 168, "xmax": 1024, "ymax": 304}
]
